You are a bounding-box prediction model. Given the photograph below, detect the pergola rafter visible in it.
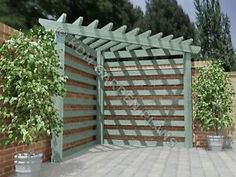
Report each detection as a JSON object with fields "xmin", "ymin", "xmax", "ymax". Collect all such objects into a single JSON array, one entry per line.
[
  {"xmin": 39, "ymin": 13, "xmax": 201, "ymax": 162},
  {"xmin": 39, "ymin": 13, "xmax": 201, "ymax": 55}
]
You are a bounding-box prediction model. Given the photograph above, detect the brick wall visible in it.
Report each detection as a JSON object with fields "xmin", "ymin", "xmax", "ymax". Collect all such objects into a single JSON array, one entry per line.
[
  {"xmin": 0, "ymin": 23, "xmax": 51, "ymax": 177},
  {"xmin": 0, "ymin": 23, "xmax": 16, "ymax": 43}
]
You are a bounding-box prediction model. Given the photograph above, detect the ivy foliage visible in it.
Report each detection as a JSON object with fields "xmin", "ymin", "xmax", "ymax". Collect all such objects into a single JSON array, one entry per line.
[
  {"xmin": 193, "ymin": 62, "xmax": 234, "ymax": 135},
  {"xmin": 0, "ymin": 28, "xmax": 66, "ymax": 146}
]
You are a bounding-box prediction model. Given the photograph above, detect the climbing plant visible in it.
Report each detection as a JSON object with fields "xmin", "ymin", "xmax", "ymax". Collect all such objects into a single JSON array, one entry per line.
[{"xmin": 0, "ymin": 28, "xmax": 66, "ymax": 145}]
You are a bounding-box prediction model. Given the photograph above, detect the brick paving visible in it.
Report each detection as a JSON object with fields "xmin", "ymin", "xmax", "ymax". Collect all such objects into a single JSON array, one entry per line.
[{"xmin": 40, "ymin": 145, "xmax": 236, "ymax": 177}]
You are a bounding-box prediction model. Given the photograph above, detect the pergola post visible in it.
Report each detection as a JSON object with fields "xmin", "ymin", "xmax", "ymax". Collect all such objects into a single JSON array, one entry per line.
[
  {"xmin": 96, "ymin": 51, "xmax": 104, "ymax": 144},
  {"xmin": 183, "ymin": 52, "xmax": 193, "ymax": 148},
  {"xmin": 51, "ymin": 14, "xmax": 66, "ymax": 162}
]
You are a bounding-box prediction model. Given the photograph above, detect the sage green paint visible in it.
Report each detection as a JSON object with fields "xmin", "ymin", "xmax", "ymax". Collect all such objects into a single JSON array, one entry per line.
[
  {"xmin": 51, "ymin": 13, "xmax": 66, "ymax": 163},
  {"xmin": 183, "ymin": 52, "xmax": 193, "ymax": 148},
  {"xmin": 96, "ymin": 51, "xmax": 104, "ymax": 144}
]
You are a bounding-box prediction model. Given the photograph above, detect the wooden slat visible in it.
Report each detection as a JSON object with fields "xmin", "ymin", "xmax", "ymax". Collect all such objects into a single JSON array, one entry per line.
[
  {"xmin": 64, "ymin": 110, "xmax": 97, "ymax": 118},
  {"xmin": 105, "ymin": 85, "xmax": 183, "ymax": 91},
  {"xmin": 105, "ymin": 95, "xmax": 183, "ymax": 100},
  {"xmin": 65, "ymin": 71, "xmax": 97, "ymax": 86},
  {"xmin": 104, "ymin": 99, "xmax": 184, "ymax": 106},
  {"xmin": 104, "ymin": 129, "xmax": 185, "ymax": 137},
  {"xmin": 103, "ymin": 49, "xmax": 183, "ymax": 59},
  {"xmin": 66, "ymin": 85, "xmax": 96, "ymax": 95},
  {"xmin": 105, "ymin": 105, "xmax": 184, "ymax": 110},
  {"xmin": 64, "ymin": 97, "xmax": 96, "ymax": 105},
  {"xmin": 105, "ymin": 79, "xmax": 183, "ymax": 86},
  {"xmin": 63, "ymin": 130, "xmax": 96, "ymax": 144},
  {"xmin": 104, "ymin": 110, "xmax": 184, "ymax": 116},
  {"xmin": 104, "ymin": 135, "xmax": 185, "ymax": 142},
  {"xmin": 106, "ymin": 65, "xmax": 183, "ymax": 72},
  {"xmin": 105, "ymin": 125, "xmax": 184, "ymax": 131},
  {"xmin": 104, "ymin": 139, "xmax": 185, "ymax": 147},
  {"xmin": 105, "ymin": 58, "xmax": 183, "ymax": 67},
  {"xmin": 104, "ymin": 115, "xmax": 184, "ymax": 121},
  {"xmin": 64, "ymin": 120, "xmax": 97, "ymax": 131},
  {"xmin": 104, "ymin": 119, "xmax": 184, "ymax": 126},
  {"xmin": 105, "ymin": 69, "xmax": 184, "ymax": 76},
  {"xmin": 65, "ymin": 59, "xmax": 96, "ymax": 76},
  {"xmin": 105, "ymin": 89, "xmax": 183, "ymax": 96},
  {"xmin": 106, "ymin": 74, "xmax": 183, "ymax": 81}
]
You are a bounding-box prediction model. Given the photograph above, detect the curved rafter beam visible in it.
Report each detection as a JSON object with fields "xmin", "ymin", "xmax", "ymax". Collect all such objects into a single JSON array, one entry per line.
[
  {"xmin": 110, "ymin": 28, "xmax": 140, "ymax": 52},
  {"xmin": 126, "ymin": 30, "xmax": 152, "ymax": 51},
  {"xmin": 39, "ymin": 16, "xmax": 201, "ymax": 54},
  {"xmin": 92, "ymin": 25, "xmax": 127, "ymax": 51}
]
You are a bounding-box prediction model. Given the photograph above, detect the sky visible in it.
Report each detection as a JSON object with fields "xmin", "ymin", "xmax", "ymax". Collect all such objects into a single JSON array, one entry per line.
[{"xmin": 130, "ymin": 0, "xmax": 236, "ymax": 49}]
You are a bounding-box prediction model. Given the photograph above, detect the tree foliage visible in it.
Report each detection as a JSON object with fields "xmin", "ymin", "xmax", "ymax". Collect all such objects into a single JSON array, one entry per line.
[
  {"xmin": 0, "ymin": 28, "xmax": 66, "ymax": 145},
  {"xmin": 145, "ymin": 0, "xmax": 195, "ymax": 40},
  {"xmin": 195, "ymin": 0, "xmax": 236, "ymax": 71},
  {"xmin": 0, "ymin": 0, "xmax": 144, "ymax": 31},
  {"xmin": 193, "ymin": 62, "xmax": 234, "ymax": 135}
]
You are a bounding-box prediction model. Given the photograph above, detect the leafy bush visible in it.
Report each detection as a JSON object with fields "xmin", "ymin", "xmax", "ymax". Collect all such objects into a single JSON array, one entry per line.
[
  {"xmin": 0, "ymin": 28, "xmax": 66, "ymax": 145},
  {"xmin": 193, "ymin": 62, "xmax": 234, "ymax": 135}
]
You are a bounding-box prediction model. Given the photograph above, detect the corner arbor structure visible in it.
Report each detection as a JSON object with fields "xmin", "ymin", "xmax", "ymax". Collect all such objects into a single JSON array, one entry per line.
[{"xmin": 39, "ymin": 13, "xmax": 201, "ymax": 162}]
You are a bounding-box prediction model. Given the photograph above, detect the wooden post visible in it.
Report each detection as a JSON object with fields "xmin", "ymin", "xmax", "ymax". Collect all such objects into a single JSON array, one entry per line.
[
  {"xmin": 183, "ymin": 52, "xmax": 193, "ymax": 148},
  {"xmin": 96, "ymin": 51, "xmax": 104, "ymax": 144}
]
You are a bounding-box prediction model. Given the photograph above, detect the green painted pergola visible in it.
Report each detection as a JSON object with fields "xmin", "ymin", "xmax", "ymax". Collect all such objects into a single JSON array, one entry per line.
[{"xmin": 39, "ymin": 13, "xmax": 201, "ymax": 162}]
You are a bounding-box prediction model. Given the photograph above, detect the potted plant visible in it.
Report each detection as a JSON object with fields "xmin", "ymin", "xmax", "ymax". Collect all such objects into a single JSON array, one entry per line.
[
  {"xmin": 193, "ymin": 62, "xmax": 234, "ymax": 151},
  {"xmin": 0, "ymin": 28, "xmax": 66, "ymax": 177}
]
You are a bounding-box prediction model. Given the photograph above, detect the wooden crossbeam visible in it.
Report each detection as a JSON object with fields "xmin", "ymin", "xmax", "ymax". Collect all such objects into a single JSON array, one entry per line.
[
  {"xmin": 103, "ymin": 49, "xmax": 183, "ymax": 59},
  {"xmin": 110, "ymin": 28, "xmax": 140, "ymax": 52},
  {"xmin": 126, "ymin": 30, "xmax": 152, "ymax": 51},
  {"xmin": 93, "ymin": 25, "xmax": 127, "ymax": 51},
  {"xmin": 83, "ymin": 23, "xmax": 113, "ymax": 46},
  {"xmin": 39, "ymin": 17, "xmax": 201, "ymax": 53},
  {"xmin": 171, "ymin": 36, "xmax": 184, "ymax": 43}
]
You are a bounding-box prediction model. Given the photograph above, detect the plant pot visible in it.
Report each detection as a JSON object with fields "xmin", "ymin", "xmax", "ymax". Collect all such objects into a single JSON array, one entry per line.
[
  {"xmin": 14, "ymin": 152, "xmax": 43, "ymax": 177},
  {"xmin": 207, "ymin": 135, "xmax": 224, "ymax": 151}
]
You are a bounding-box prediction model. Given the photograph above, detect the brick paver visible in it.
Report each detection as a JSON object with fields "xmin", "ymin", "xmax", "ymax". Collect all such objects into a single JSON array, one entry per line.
[{"xmin": 40, "ymin": 145, "xmax": 236, "ymax": 177}]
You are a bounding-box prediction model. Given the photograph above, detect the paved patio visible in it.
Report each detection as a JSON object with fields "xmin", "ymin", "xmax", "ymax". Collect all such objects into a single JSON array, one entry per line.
[{"xmin": 40, "ymin": 145, "xmax": 236, "ymax": 177}]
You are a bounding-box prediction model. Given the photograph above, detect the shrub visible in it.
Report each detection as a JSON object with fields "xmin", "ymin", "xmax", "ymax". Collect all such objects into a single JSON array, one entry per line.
[
  {"xmin": 193, "ymin": 62, "xmax": 234, "ymax": 135},
  {"xmin": 0, "ymin": 28, "xmax": 66, "ymax": 146}
]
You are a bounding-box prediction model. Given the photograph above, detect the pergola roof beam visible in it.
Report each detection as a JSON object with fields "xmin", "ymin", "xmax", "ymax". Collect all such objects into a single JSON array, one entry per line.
[
  {"xmin": 39, "ymin": 18, "xmax": 201, "ymax": 54},
  {"xmin": 103, "ymin": 49, "xmax": 183, "ymax": 59},
  {"xmin": 83, "ymin": 21, "xmax": 113, "ymax": 45},
  {"xmin": 110, "ymin": 28, "xmax": 140, "ymax": 52},
  {"xmin": 92, "ymin": 25, "xmax": 127, "ymax": 51},
  {"xmin": 161, "ymin": 35, "xmax": 174, "ymax": 41},
  {"xmin": 142, "ymin": 33, "xmax": 163, "ymax": 50},
  {"xmin": 126, "ymin": 30, "xmax": 152, "ymax": 51},
  {"xmin": 171, "ymin": 36, "xmax": 184, "ymax": 43},
  {"xmin": 73, "ymin": 17, "xmax": 84, "ymax": 25},
  {"xmin": 182, "ymin": 38, "xmax": 194, "ymax": 45}
]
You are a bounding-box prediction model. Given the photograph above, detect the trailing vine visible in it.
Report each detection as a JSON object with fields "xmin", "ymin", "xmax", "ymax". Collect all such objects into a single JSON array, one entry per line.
[{"xmin": 0, "ymin": 28, "xmax": 66, "ymax": 145}]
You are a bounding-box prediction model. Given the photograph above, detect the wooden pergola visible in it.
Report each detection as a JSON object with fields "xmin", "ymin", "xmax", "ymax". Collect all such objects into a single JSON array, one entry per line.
[{"xmin": 39, "ymin": 13, "xmax": 201, "ymax": 162}]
